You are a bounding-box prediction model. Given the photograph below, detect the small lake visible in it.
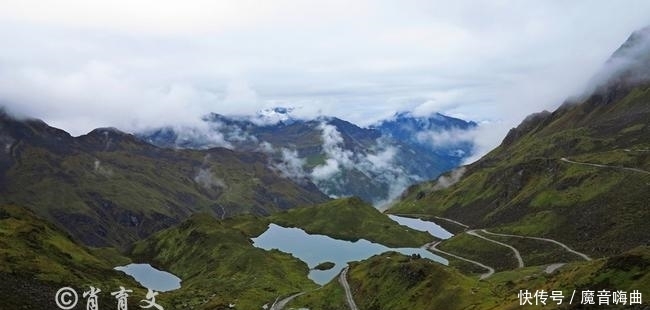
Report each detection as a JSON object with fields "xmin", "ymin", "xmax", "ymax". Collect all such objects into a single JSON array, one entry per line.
[
  {"xmin": 251, "ymin": 224, "xmax": 448, "ymax": 285},
  {"xmin": 114, "ymin": 263, "xmax": 182, "ymax": 292},
  {"xmin": 388, "ymin": 215, "xmax": 453, "ymax": 239}
]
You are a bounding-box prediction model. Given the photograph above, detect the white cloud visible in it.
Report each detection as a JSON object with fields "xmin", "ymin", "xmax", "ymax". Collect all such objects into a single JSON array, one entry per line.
[
  {"xmin": 172, "ymin": 123, "xmax": 233, "ymax": 149},
  {"xmin": 311, "ymin": 158, "xmax": 341, "ymax": 181},
  {"xmin": 194, "ymin": 167, "xmax": 227, "ymax": 190},
  {"xmin": 416, "ymin": 127, "xmax": 475, "ymax": 147},
  {"xmin": 257, "ymin": 141, "xmax": 274, "ymax": 153},
  {"xmin": 1, "ymin": 0, "xmax": 650, "ymax": 155},
  {"xmin": 433, "ymin": 167, "xmax": 466, "ymax": 190},
  {"xmin": 273, "ymin": 148, "xmax": 307, "ymax": 183},
  {"xmin": 93, "ymin": 159, "xmax": 113, "ymax": 177},
  {"xmin": 310, "ymin": 123, "xmax": 422, "ymax": 205},
  {"xmin": 310, "ymin": 122, "xmax": 354, "ymax": 181}
]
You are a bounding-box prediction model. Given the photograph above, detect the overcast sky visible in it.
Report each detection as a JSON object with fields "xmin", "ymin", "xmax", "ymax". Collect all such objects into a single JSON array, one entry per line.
[{"xmin": 1, "ymin": 1, "xmax": 649, "ymax": 155}]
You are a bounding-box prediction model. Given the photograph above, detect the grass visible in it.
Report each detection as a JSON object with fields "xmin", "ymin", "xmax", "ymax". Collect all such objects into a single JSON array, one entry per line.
[
  {"xmin": 269, "ymin": 197, "xmax": 435, "ymax": 248},
  {"xmin": 129, "ymin": 213, "xmax": 319, "ymax": 309},
  {"xmin": 1, "ymin": 132, "xmax": 328, "ymax": 248},
  {"xmin": 0, "ymin": 205, "xmax": 147, "ymax": 309},
  {"xmin": 290, "ymin": 247, "xmax": 650, "ymax": 309},
  {"xmin": 437, "ymin": 233, "xmax": 520, "ymax": 272}
]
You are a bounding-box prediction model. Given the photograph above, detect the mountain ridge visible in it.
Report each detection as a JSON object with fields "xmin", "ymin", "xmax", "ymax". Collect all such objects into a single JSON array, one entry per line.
[
  {"xmin": 0, "ymin": 112, "xmax": 329, "ymax": 248},
  {"xmin": 139, "ymin": 110, "xmax": 477, "ymax": 204},
  {"xmin": 389, "ymin": 26, "xmax": 650, "ymax": 257}
]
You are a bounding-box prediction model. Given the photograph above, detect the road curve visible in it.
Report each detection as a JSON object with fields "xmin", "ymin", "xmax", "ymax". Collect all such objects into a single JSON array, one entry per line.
[
  {"xmin": 339, "ymin": 266, "xmax": 359, "ymax": 310},
  {"xmin": 467, "ymin": 230, "xmax": 525, "ymax": 268},
  {"xmin": 545, "ymin": 263, "xmax": 566, "ymax": 274},
  {"xmin": 427, "ymin": 242, "xmax": 495, "ymax": 280},
  {"xmin": 480, "ymin": 230, "xmax": 591, "ymax": 261},
  {"xmin": 270, "ymin": 292, "xmax": 305, "ymax": 310},
  {"xmin": 560, "ymin": 157, "xmax": 650, "ymax": 175},
  {"xmin": 434, "ymin": 216, "xmax": 470, "ymax": 229}
]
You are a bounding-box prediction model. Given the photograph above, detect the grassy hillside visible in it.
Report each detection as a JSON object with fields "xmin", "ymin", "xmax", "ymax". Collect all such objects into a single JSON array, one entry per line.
[
  {"xmin": 290, "ymin": 247, "xmax": 650, "ymax": 309},
  {"xmin": 270, "ymin": 197, "xmax": 434, "ymax": 247},
  {"xmin": 390, "ymin": 83, "xmax": 650, "ymax": 256},
  {"xmin": 129, "ymin": 213, "xmax": 318, "ymax": 309},
  {"xmin": 0, "ymin": 205, "xmax": 146, "ymax": 310},
  {"xmin": 0, "ymin": 113, "xmax": 328, "ymax": 248}
]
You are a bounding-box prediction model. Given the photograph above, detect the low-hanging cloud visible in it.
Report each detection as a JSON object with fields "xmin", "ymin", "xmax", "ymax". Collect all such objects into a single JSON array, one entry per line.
[
  {"xmin": 194, "ymin": 167, "xmax": 227, "ymax": 190},
  {"xmin": 1, "ymin": 1, "xmax": 650, "ymax": 159},
  {"xmin": 416, "ymin": 127, "xmax": 475, "ymax": 147},
  {"xmin": 311, "ymin": 122, "xmax": 422, "ymax": 205},
  {"xmin": 274, "ymin": 148, "xmax": 308, "ymax": 183},
  {"xmin": 93, "ymin": 159, "xmax": 114, "ymax": 177},
  {"xmin": 433, "ymin": 166, "xmax": 466, "ymax": 190},
  {"xmin": 172, "ymin": 122, "xmax": 233, "ymax": 149},
  {"xmin": 582, "ymin": 26, "xmax": 650, "ymax": 97},
  {"xmin": 311, "ymin": 122, "xmax": 355, "ymax": 180}
]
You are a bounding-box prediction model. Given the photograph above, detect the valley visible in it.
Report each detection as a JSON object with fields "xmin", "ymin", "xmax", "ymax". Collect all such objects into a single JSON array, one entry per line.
[{"xmin": 1, "ymin": 17, "xmax": 649, "ymax": 310}]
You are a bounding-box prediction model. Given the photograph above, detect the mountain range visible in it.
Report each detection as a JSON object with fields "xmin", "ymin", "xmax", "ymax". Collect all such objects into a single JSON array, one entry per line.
[
  {"xmin": 1, "ymin": 25, "xmax": 649, "ymax": 310},
  {"xmin": 139, "ymin": 110, "xmax": 476, "ymax": 204},
  {"xmin": 0, "ymin": 112, "xmax": 328, "ymax": 248},
  {"xmin": 389, "ymin": 26, "xmax": 650, "ymax": 256}
]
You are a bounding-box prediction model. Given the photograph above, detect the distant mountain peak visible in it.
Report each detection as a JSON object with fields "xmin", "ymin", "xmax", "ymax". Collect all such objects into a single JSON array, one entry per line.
[
  {"xmin": 252, "ymin": 107, "xmax": 296, "ymax": 126},
  {"xmin": 87, "ymin": 127, "xmax": 128, "ymax": 137},
  {"xmin": 587, "ymin": 25, "xmax": 650, "ymax": 95},
  {"xmin": 139, "ymin": 110, "xmax": 477, "ymax": 205}
]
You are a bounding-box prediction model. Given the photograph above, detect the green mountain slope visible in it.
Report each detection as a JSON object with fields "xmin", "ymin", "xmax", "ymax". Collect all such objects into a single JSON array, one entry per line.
[
  {"xmin": 129, "ymin": 213, "xmax": 318, "ymax": 309},
  {"xmin": 270, "ymin": 197, "xmax": 434, "ymax": 247},
  {"xmin": 391, "ymin": 91, "xmax": 649, "ymax": 256},
  {"xmin": 0, "ymin": 205, "xmax": 146, "ymax": 310},
  {"xmin": 292, "ymin": 247, "xmax": 650, "ymax": 310},
  {"xmin": 389, "ymin": 29, "xmax": 650, "ymax": 257},
  {"xmin": 0, "ymin": 113, "xmax": 328, "ymax": 248}
]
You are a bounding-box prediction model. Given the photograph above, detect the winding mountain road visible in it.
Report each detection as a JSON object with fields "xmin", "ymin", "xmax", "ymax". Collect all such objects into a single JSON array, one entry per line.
[
  {"xmin": 434, "ymin": 216, "xmax": 470, "ymax": 229},
  {"xmin": 270, "ymin": 292, "xmax": 305, "ymax": 310},
  {"xmin": 544, "ymin": 263, "xmax": 566, "ymax": 274},
  {"xmin": 560, "ymin": 157, "xmax": 650, "ymax": 175},
  {"xmin": 480, "ymin": 230, "xmax": 591, "ymax": 261},
  {"xmin": 339, "ymin": 266, "xmax": 359, "ymax": 310},
  {"xmin": 427, "ymin": 241, "xmax": 495, "ymax": 280},
  {"xmin": 467, "ymin": 230, "xmax": 525, "ymax": 268}
]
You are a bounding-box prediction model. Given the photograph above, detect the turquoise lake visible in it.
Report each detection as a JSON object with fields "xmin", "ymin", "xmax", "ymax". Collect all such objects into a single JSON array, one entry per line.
[
  {"xmin": 387, "ymin": 215, "xmax": 453, "ymax": 239},
  {"xmin": 114, "ymin": 263, "xmax": 182, "ymax": 292},
  {"xmin": 251, "ymin": 224, "xmax": 448, "ymax": 285}
]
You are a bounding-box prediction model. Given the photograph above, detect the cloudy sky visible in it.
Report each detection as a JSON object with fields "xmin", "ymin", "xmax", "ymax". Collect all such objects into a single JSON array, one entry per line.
[{"xmin": 1, "ymin": 0, "xmax": 649, "ymax": 156}]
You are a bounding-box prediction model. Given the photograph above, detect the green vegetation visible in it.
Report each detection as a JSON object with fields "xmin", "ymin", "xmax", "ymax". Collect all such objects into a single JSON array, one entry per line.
[
  {"xmin": 291, "ymin": 275, "xmax": 349, "ymax": 310},
  {"xmin": 480, "ymin": 232, "xmax": 588, "ymax": 266},
  {"xmin": 270, "ymin": 197, "xmax": 434, "ymax": 247},
  {"xmin": 314, "ymin": 261, "xmax": 336, "ymax": 271},
  {"xmin": 291, "ymin": 247, "xmax": 650, "ymax": 309},
  {"xmin": 390, "ymin": 84, "xmax": 650, "ymax": 257},
  {"xmin": 0, "ymin": 205, "xmax": 146, "ymax": 310},
  {"xmin": 437, "ymin": 232, "xmax": 519, "ymax": 272},
  {"xmin": 3, "ymin": 32, "xmax": 650, "ymax": 309},
  {"xmin": 0, "ymin": 115, "xmax": 327, "ymax": 248},
  {"xmin": 129, "ymin": 213, "xmax": 318, "ymax": 309},
  {"xmin": 292, "ymin": 252, "xmax": 495, "ymax": 310}
]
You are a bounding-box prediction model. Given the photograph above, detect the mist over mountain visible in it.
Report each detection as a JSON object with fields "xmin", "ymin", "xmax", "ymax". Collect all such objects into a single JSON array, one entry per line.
[
  {"xmin": 0, "ymin": 110, "xmax": 328, "ymax": 247},
  {"xmin": 139, "ymin": 110, "xmax": 477, "ymax": 205},
  {"xmin": 390, "ymin": 24, "xmax": 650, "ymax": 256}
]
